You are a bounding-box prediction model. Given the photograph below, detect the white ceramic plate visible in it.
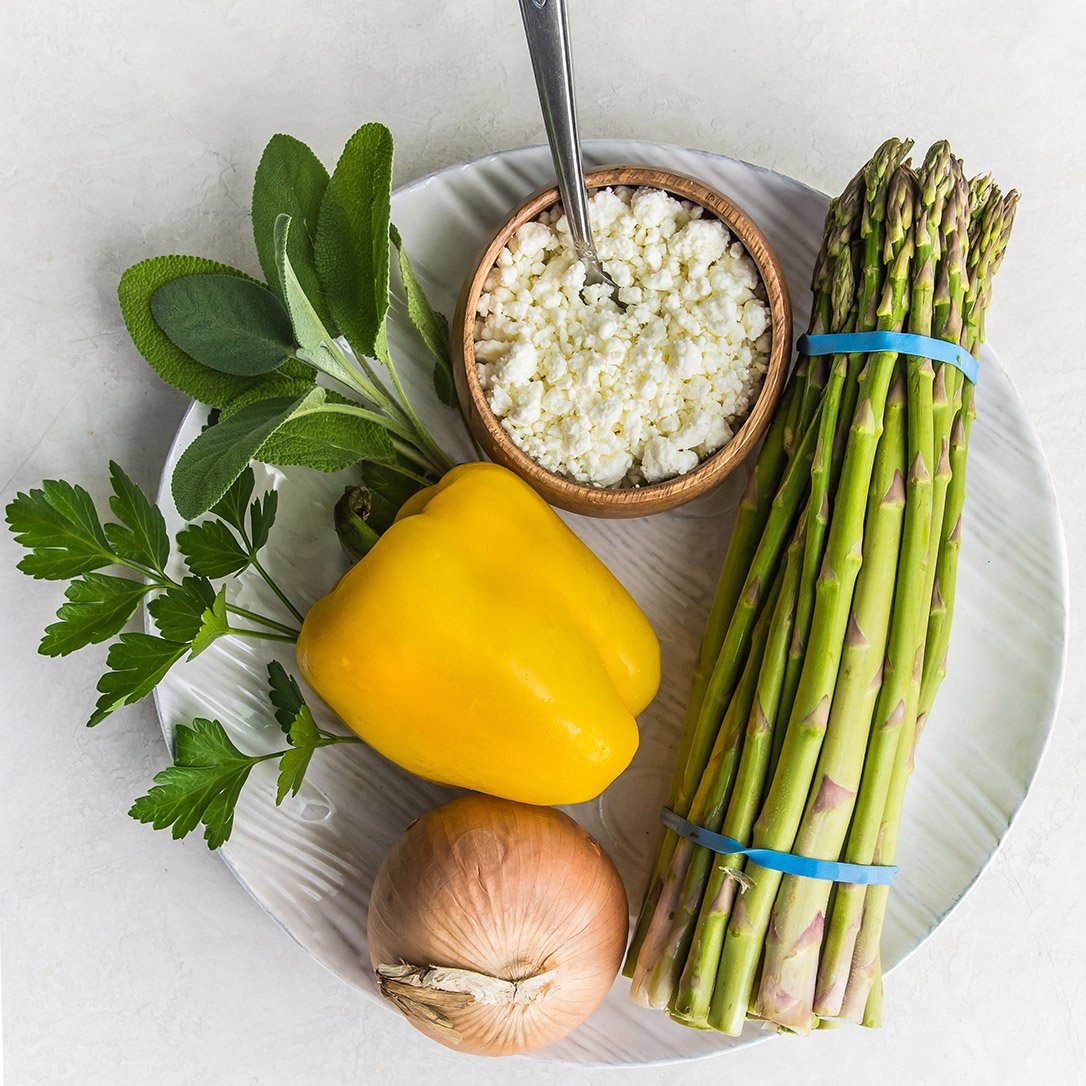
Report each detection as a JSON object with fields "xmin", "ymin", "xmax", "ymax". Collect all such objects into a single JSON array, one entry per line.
[{"xmin": 153, "ymin": 141, "xmax": 1068, "ymax": 1066}]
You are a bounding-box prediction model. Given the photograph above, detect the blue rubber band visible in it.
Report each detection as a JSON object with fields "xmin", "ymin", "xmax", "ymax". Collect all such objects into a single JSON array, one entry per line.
[
  {"xmin": 660, "ymin": 807, "xmax": 898, "ymax": 886},
  {"xmin": 798, "ymin": 331, "xmax": 980, "ymax": 385}
]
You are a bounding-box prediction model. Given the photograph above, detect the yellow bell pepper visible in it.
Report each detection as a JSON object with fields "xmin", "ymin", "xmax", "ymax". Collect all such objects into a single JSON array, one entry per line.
[{"xmin": 296, "ymin": 462, "xmax": 660, "ymax": 805}]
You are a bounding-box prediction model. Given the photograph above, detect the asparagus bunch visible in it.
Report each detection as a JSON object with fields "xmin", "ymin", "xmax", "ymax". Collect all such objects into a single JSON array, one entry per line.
[{"xmin": 625, "ymin": 139, "xmax": 1017, "ymax": 1035}]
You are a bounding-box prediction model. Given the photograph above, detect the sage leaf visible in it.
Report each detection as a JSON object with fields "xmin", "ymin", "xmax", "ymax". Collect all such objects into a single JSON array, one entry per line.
[
  {"xmin": 171, "ymin": 389, "xmax": 323, "ymax": 519},
  {"xmin": 118, "ymin": 255, "xmax": 315, "ymax": 407},
  {"xmin": 217, "ymin": 374, "xmax": 319, "ymax": 421},
  {"xmin": 273, "ymin": 214, "xmax": 359, "ymax": 389},
  {"xmin": 431, "ymin": 337, "xmax": 455, "ymax": 406},
  {"xmin": 255, "ymin": 399, "xmax": 395, "ymax": 473},
  {"xmin": 314, "ymin": 123, "xmax": 394, "ymax": 366},
  {"xmin": 274, "ymin": 214, "xmax": 326, "ymax": 353},
  {"xmin": 390, "ymin": 224, "xmax": 455, "ymax": 406},
  {"xmin": 252, "ymin": 134, "xmax": 337, "ymax": 335},
  {"xmin": 150, "ymin": 274, "xmax": 296, "ymax": 377}
]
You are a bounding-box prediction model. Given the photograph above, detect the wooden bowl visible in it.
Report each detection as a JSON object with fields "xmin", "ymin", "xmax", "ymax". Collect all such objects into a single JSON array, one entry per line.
[{"xmin": 452, "ymin": 166, "xmax": 792, "ymax": 517}]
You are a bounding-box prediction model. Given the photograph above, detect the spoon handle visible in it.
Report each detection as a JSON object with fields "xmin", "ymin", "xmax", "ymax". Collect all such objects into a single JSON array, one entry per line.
[{"xmin": 517, "ymin": 0, "xmax": 603, "ymax": 277}]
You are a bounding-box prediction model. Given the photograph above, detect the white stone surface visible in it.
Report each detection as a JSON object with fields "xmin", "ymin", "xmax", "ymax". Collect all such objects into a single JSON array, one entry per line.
[{"xmin": 1, "ymin": 1, "xmax": 1083, "ymax": 1083}]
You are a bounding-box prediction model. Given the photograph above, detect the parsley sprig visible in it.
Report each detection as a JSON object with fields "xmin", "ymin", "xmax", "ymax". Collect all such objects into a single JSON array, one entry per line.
[
  {"xmin": 7, "ymin": 461, "xmax": 362, "ymax": 849},
  {"xmin": 129, "ymin": 663, "xmax": 360, "ymax": 849},
  {"xmin": 7, "ymin": 462, "xmax": 301, "ymax": 727}
]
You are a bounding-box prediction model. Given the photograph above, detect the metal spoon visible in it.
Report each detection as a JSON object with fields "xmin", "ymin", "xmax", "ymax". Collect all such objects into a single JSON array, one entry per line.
[{"xmin": 517, "ymin": 0, "xmax": 620, "ymax": 298}]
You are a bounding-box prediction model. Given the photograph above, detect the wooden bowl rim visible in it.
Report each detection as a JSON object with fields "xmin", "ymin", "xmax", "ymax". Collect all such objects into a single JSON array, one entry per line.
[{"xmin": 453, "ymin": 165, "xmax": 792, "ymax": 517}]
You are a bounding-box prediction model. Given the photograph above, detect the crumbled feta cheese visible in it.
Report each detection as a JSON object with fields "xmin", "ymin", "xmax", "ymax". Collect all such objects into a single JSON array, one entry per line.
[
  {"xmin": 642, "ymin": 436, "xmax": 699, "ymax": 483},
  {"xmin": 474, "ymin": 186, "xmax": 771, "ymax": 487}
]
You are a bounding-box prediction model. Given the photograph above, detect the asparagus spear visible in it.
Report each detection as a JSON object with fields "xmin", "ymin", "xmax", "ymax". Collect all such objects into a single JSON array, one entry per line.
[
  {"xmin": 832, "ymin": 139, "xmax": 915, "ymax": 466},
  {"xmin": 672, "ymin": 168, "xmax": 873, "ymax": 810},
  {"xmin": 707, "ymin": 165, "xmax": 919, "ymax": 1037},
  {"xmin": 913, "ymin": 171, "xmax": 970, "ymax": 715},
  {"xmin": 753, "ymin": 369, "xmax": 907, "ymax": 1031},
  {"xmin": 762, "ymin": 151, "xmax": 961, "ymax": 1028},
  {"xmin": 625, "ymin": 423, "xmax": 816, "ymax": 986},
  {"xmin": 628, "ymin": 161, "xmax": 880, "ymax": 996},
  {"xmin": 624, "ymin": 199, "xmax": 859, "ymax": 979},
  {"xmin": 840, "ymin": 187, "xmax": 1017, "ymax": 1021},
  {"xmin": 625, "ymin": 414, "xmax": 820, "ymax": 978},
  {"xmin": 670, "ymin": 512, "xmax": 808, "ymax": 1025},
  {"xmin": 632, "ymin": 571, "xmax": 784, "ymax": 1008},
  {"xmin": 683, "ymin": 177, "xmax": 861, "ymax": 734},
  {"xmin": 861, "ymin": 951, "xmax": 884, "ymax": 1029},
  {"xmin": 919, "ymin": 186, "xmax": 1018, "ymax": 717},
  {"xmin": 808, "ymin": 147, "xmax": 964, "ymax": 1017},
  {"xmin": 770, "ymin": 143, "xmax": 911, "ymax": 782}
]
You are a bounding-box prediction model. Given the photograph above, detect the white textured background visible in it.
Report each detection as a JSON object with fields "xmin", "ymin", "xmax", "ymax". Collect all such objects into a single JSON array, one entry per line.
[{"xmin": 1, "ymin": 1, "xmax": 1083, "ymax": 1083}]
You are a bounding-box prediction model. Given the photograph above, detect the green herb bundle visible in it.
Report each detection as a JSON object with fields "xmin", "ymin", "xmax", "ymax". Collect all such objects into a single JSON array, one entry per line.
[
  {"xmin": 118, "ymin": 123, "xmax": 461, "ymax": 528},
  {"xmin": 7, "ymin": 122, "xmax": 458, "ymax": 848}
]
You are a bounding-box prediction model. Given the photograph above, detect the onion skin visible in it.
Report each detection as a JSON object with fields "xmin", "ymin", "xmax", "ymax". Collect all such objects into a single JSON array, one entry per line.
[{"xmin": 368, "ymin": 795, "xmax": 629, "ymax": 1056}]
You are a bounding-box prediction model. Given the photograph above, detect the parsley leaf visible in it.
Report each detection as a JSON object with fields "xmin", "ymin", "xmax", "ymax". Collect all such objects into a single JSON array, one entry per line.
[
  {"xmin": 275, "ymin": 706, "xmax": 324, "ymax": 803},
  {"xmin": 104, "ymin": 462, "xmax": 170, "ymax": 574},
  {"xmin": 128, "ymin": 718, "xmax": 263, "ymax": 849},
  {"xmin": 177, "ymin": 471, "xmax": 278, "ymax": 576},
  {"xmin": 147, "ymin": 577, "xmax": 216, "ymax": 642},
  {"xmin": 130, "ymin": 667, "xmax": 361, "ymax": 848},
  {"xmin": 266, "ymin": 660, "xmax": 304, "ymax": 733},
  {"xmin": 6, "ymin": 479, "xmax": 114, "ymax": 580},
  {"xmin": 189, "ymin": 587, "xmax": 229, "ymax": 658},
  {"xmin": 176, "ymin": 520, "xmax": 250, "ymax": 579},
  {"xmin": 9, "ymin": 454, "xmax": 305, "ymax": 745},
  {"xmin": 209, "ymin": 467, "xmax": 255, "ymax": 533},
  {"xmin": 39, "ymin": 573, "xmax": 151, "ymax": 658},
  {"xmin": 88, "ymin": 633, "xmax": 189, "ymax": 727},
  {"xmin": 248, "ymin": 490, "xmax": 279, "ymax": 554}
]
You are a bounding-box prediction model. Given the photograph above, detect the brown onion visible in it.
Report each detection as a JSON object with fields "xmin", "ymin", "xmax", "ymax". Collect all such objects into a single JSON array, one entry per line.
[{"xmin": 368, "ymin": 794, "xmax": 628, "ymax": 1056}]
